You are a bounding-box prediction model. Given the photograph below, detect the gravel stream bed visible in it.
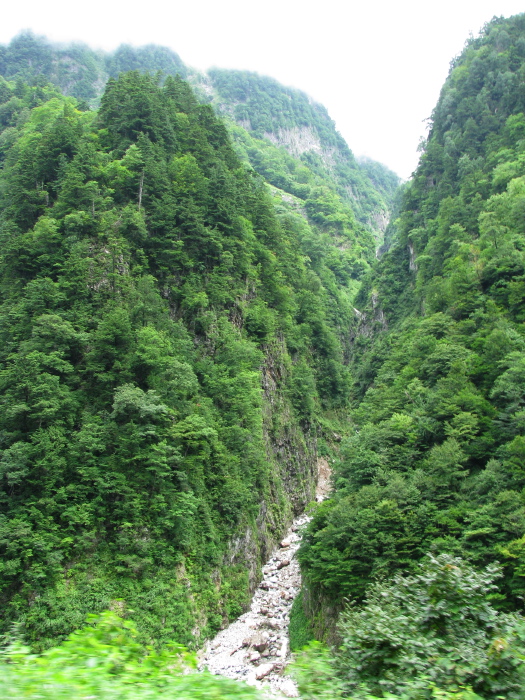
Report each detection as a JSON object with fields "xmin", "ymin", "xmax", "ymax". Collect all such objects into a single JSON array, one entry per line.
[
  {"xmin": 199, "ymin": 458, "xmax": 331, "ymax": 697},
  {"xmin": 199, "ymin": 513, "xmax": 309, "ymax": 697}
]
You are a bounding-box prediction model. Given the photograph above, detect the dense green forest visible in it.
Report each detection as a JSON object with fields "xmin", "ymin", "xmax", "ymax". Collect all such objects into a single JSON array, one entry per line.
[
  {"xmin": 0, "ymin": 32, "xmax": 399, "ymax": 246},
  {"xmin": 2, "ymin": 12, "xmax": 525, "ymax": 700},
  {"xmin": 0, "ymin": 65, "xmax": 382, "ymax": 651}
]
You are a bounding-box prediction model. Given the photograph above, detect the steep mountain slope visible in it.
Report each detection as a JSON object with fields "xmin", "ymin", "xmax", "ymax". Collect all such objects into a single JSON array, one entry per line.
[
  {"xmin": 2, "ymin": 14, "xmax": 525, "ymax": 700},
  {"xmin": 201, "ymin": 69, "xmax": 399, "ymax": 239},
  {"xmin": 0, "ymin": 33, "xmax": 400, "ymax": 247},
  {"xmin": 0, "ymin": 59, "xmax": 387, "ymax": 651},
  {"xmin": 0, "ymin": 34, "xmax": 404, "ymax": 650},
  {"xmin": 299, "ymin": 12, "xmax": 525, "ymax": 634}
]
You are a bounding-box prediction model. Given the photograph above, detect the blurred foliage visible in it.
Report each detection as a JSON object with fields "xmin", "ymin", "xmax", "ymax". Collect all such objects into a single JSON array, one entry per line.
[
  {"xmin": 337, "ymin": 554, "xmax": 525, "ymax": 699},
  {"xmin": 291, "ymin": 556, "xmax": 524, "ymax": 699},
  {"xmin": 0, "ymin": 610, "xmax": 262, "ymax": 699}
]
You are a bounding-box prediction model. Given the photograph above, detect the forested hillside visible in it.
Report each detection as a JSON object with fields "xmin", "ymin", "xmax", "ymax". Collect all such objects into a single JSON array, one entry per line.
[
  {"xmin": 296, "ymin": 13, "xmax": 525, "ymax": 698},
  {"xmin": 202, "ymin": 69, "xmax": 399, "ymax": 239},
  {"xmin": 0, "ymin": 33, "xmax": 187, "ymax": 104},
  {"xmin": 0, "ymin": 66, "xmax": 382, "ymax": 650},
  {"xmin": 0, "ymin": 33, "xmax": 399, "ymax": 247}
]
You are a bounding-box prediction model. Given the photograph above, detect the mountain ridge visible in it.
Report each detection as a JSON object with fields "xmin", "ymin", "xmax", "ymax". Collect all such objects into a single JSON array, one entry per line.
[{"xmin": 0, "ymin": 32, "xmax": 400, "ymax": 243}]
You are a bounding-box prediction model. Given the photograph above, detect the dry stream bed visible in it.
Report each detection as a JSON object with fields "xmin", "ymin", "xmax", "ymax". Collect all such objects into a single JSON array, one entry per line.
[{"xmin": 199, "ymin": 459, "xmax": 331, "ymax": 697}]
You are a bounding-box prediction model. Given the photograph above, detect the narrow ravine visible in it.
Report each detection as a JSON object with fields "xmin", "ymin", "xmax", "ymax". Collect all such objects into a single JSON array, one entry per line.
[{"xmin": 200, "ymin": 459, "xmax": 331, "ymax": 698}]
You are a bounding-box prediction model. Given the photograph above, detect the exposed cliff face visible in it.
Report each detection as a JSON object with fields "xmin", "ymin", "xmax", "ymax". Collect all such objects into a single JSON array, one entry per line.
[
  {"xmin": 262, "ymin": 342, "xmax": 317, "ymax": 512},
  {"xmin": 372, "ymin": 209, "xmax": 390, "ymax": 234},
  {"xmin": 219, "ymin": 341, "xmax": 317, "ymax": 617},
  {"xmin": 262, "ymin": 128, "xmax": 395, "ymax": 238},
  {"xmin": 263, "ymin": 126, "xmax": 323, "ymax": 157},
  {"xmin": 216, "ymin": 324, "xmax": 319, "ymax": 609},
  {"xmin": 205, "ymin": 68, "xmax": 400, "ymax": 243}
]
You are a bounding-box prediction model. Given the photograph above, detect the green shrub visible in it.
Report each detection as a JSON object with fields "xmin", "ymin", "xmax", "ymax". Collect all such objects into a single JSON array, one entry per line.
[
  {"xmin": 288, "ymin": 591, "xmax": 315, "ymax": 651},
  {"xmin": 0, "ymin": 611, "xmax": 261, "ymax": 699},
  {"xmin": 337, "ymin": 554, "xmax": 525, "ymax": 699}
]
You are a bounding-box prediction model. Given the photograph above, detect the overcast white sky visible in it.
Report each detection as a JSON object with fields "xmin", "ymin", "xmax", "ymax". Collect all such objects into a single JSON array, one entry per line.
[{"xmin": 1, "ymin": 1, "xmax": 524, "ymax": 178}]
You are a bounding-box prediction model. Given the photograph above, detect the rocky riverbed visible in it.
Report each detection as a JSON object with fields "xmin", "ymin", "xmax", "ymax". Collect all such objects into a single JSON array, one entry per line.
[{"xmin": 200, "ymin": 458, "xmax": 331, "ymax": 697}]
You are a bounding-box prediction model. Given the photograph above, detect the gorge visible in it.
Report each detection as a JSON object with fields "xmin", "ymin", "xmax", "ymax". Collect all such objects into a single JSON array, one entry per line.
[{"xmin": 1, "ymin": 13, "xmax": 525, "ymax": 700}]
